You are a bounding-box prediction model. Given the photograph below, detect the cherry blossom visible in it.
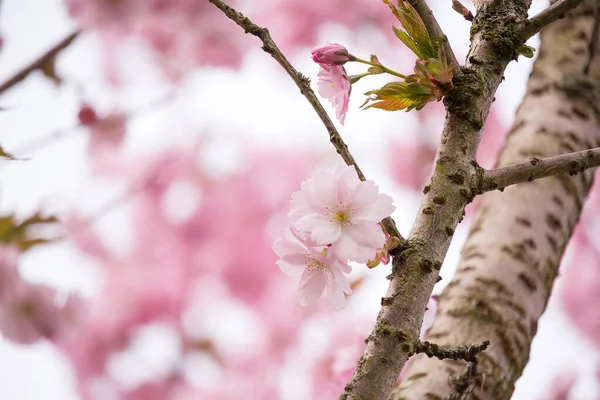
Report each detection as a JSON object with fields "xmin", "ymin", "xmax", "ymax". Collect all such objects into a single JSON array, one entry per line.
[
  {"xmin": 273, "ymin": 228, "xmax": 352, "ymax": 309},
  {"xmin": 312, "ymin": 44, "xmax": 351, "ymax": 66},
  {"xmin": 315, "ymin": 64, "xmax": 352, "ymax": 125},
  {"xmin": 288, "ymin": 165, "xmax": 395, "ymax": 263},
  {"xmin": 0, "ymin": 246, "xmax": 83, "ymax": 345}
]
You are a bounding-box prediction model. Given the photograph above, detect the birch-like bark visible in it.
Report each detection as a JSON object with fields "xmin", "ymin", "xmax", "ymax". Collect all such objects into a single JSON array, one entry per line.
[{"xmin": 394, "ymin": 2, "xmax": 600, "ymax": 399}]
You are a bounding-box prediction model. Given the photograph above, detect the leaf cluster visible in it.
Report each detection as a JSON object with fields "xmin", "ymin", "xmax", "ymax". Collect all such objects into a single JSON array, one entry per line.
[
  {"xmin": 362, "ymin": 57, "xmax": 453, "ymax": 111},
  {"xmin": 362, "ymin": 1, "xmax": 454, "ymax": 112}
]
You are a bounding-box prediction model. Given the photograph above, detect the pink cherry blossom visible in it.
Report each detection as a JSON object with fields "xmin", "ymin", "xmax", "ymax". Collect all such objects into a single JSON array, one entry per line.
[
  {"xmin": 312, "ymin": 44, "xmax": 351, "ymax": 66},
  {"xmin": 64, "ymin": 0, "xmax": 252, "ymax": 77},
  {"xmin": 288, "ymin": 165, "xmax": 395, "ymax": 263},
  {"xmin": 0, "ymin": 280, "xmax": 83, "ymax": 345},
  {"xmin": 0, "ymin": 246, "xmax": 20, "ymax": 294},
  {"xmin": 273, "ymin": 228, "xmax": 352, "ymax": 309},
  {"xmin": 316, "ymin": 64, "xmax": 351, "ymax": 125},
  {"xmin": 0, "ymin": 246, "xmax": 83, "ymax": 345}
]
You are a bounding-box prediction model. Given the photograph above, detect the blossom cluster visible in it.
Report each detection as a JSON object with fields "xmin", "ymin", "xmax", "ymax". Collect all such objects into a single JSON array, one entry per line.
[
  {"xmin": 274, "ymin": 165, "xmax": 395, "ymax": 309},
  {"xmin": 311, "ymin": 44, "xmax": 353, "ymax": 125}
]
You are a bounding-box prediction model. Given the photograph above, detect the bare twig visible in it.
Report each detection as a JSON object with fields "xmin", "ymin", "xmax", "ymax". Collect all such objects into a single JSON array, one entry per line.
[
  {"xmin": 0, "ymin": 31, "xmax": 79, "ymax": 96},
  {"xmin": 407, "ymin": 0, "xmax": 462, "ymax": 77},
  {"xmin": 480, "ymin": 147, "xmax": 600, "ymax": 193},
  {"xmin": 207, "ymin": 0, "xmax": 404, "ymax": 243},
  {"xmin": 414, "ymin": 340, "xmax": 489, "ymax": 363},
  {"xmin": 519, "ymin": 0, "xmax": 585, "ymax": 40}
]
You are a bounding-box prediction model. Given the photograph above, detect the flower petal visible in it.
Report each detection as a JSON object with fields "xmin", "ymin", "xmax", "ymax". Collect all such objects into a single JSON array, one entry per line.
[
  {"xmin": 331, "ymin": 232, "xmax": 359, "ymax": 262},
  {"xmin": 330, "ymin": 265, "xmax": 352, "ymax": 294},
  {"xmin": 295, "ymin": 213, "xmax": 332, "ymax": 234},
  {"xmin": 272, "ymin": 234, "xmax": 307, "ymax": 258},
  {"xmin": 276, "ymin": 257, "xmax": 306, "ymax": 276},
  {"xmin": 326, "ymin": 270, "xmax": 347, "ymax": 310},
  {"xmin": 350, "ymin": 181, "xmax": 380, "ymax": 216},
  {"xmin": 311, "ymin": 222, "xmax": 342, "ymax": 245},
  {"xmin": 298, "ymin": 268, "xmax": 326, "ymax": 306},
  {"xmin": 347, "ymin": 224, "xmax": 386, "ymax": 249}
]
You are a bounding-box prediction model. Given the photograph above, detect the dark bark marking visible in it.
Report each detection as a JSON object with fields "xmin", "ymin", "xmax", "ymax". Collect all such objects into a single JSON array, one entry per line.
[
  {"xmin": 515, "ymin": 217, "xmax": 532, "ymax": 228},
  {"xmin": 518, "ymin": 272, "xmax": 538, "ymax": 291}
]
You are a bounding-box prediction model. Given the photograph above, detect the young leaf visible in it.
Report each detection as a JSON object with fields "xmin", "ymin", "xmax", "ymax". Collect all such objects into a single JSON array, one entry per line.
[
  {"xmin": 516, "ymin": 45, "xmax": 536, "ymax": 58},
  {"xmin": 383, "ymin": 0, "xmax": 437, "ymax": 60},
  {"xmin": 361, "ymin": 81, "xmax": 435, "ymax": 111}
]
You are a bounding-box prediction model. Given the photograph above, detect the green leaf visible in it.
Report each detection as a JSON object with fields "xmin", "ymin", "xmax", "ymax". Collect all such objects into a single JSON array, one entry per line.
[
  {"xmin": 383, "ymin": 0, "xmax": 437, "ymax": 60},
  {"xmin": 362, "ymin": 81, "xmax": 436, "ymax": 112},
  {"xmin": 516, "ymin": 45, "xmax": 535, "ymax": 58},
  {"xmin": 0, "ymin": 212, "xmax": 59, "ymax": 252}
]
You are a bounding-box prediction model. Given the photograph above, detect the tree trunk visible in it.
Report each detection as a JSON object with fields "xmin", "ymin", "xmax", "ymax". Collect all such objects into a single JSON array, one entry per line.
[{"xmin": 393, "ymin": 2, "xmax": 600, "ymax": 399}]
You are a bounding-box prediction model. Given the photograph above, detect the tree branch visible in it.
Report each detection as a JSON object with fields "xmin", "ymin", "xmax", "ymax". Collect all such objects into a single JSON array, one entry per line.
[
  {"xmin": 480, "ymin": 147, "xmax": 600, "ymax": 192},
  {"xmin": 407, "ymin": 0, "xmax": 462, "ymax": 77},
  {"xmin": 0, "ymin": 31, "xmax": 79, "ymax": 96},
  {"xmin": 207, "ymin": 0, "xmax": 404, "ymax": 243},
  {"xmin": 395, "ymin": 2, "xmax": 600, "ymax": 398},
  {"xmin": 414, "ymin": 340, "xmax": 489, "ymax": 362},
  {"xmin": 519, "ymin": 0, "xmax": 585, "ymax": 40},
  {"xmin": 345, "ymin": 1, "xmax": 533, "ymax": 398}
]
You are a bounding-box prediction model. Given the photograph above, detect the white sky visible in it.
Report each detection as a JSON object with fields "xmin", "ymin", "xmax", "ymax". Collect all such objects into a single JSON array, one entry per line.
[{"xmin": 0, "ymin": 0, "xmax": 598, "ymax": 399}]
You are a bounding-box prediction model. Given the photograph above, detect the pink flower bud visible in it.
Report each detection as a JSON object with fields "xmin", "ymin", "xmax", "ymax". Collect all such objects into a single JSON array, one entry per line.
[
  {"xmin": 311, "ymin": 44, "xmax": 351, "ymax": 66},
  {"xmin": 78, "ymin": 103, "xmax": 98, "ymax": 125}
]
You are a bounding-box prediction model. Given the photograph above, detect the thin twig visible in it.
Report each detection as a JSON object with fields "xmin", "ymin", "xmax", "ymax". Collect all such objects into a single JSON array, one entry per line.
[
  {"xmin": 207, "ymin": 0, "xmax": 404, "ymax": 243},
  {"xmin": 407, "ymin": 0, "xmax": 462, "ymax": 77},
  {"xmin": 480, "ymin": 147, "xmax": 600, "ymax": 193},
  {"xmin": 414, "ymin": 340, "xmax": 489, "ymax": 363},
  {"xmin": 519, "ymin": 0, "xmax": 585, "ymax": 40},
  {"xmin": 0, "ymin": 31, "xmax": 79, "ymax": 96}
]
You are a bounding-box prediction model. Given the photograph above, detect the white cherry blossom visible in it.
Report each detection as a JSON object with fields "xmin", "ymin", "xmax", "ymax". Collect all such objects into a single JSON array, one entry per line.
[
  {"xmin": 288, "ymin": 166, "xmax": 395, "ymax": 263},
  {"xmin": 273, "ymin": 228, "xmax": 352, "ymax": 310}
]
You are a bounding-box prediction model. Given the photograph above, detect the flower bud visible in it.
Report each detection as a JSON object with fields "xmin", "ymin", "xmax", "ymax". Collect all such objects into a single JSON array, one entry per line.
[
  {"xmin": 78, "ymin": 103, "xmax": 98, "ymax": 125},
  {"xmin": 311, "ymin": 44, "xmax": 351, "ymax": 66}
]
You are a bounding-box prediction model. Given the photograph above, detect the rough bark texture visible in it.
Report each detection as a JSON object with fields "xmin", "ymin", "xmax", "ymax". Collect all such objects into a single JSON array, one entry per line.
[
  {"xmin": 393, "ymin": 2, "xmax": 600, "ymax": 400},
  {"xmin": 341, "ymin": 1, "xmax": 534, "ymax": 399}
]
